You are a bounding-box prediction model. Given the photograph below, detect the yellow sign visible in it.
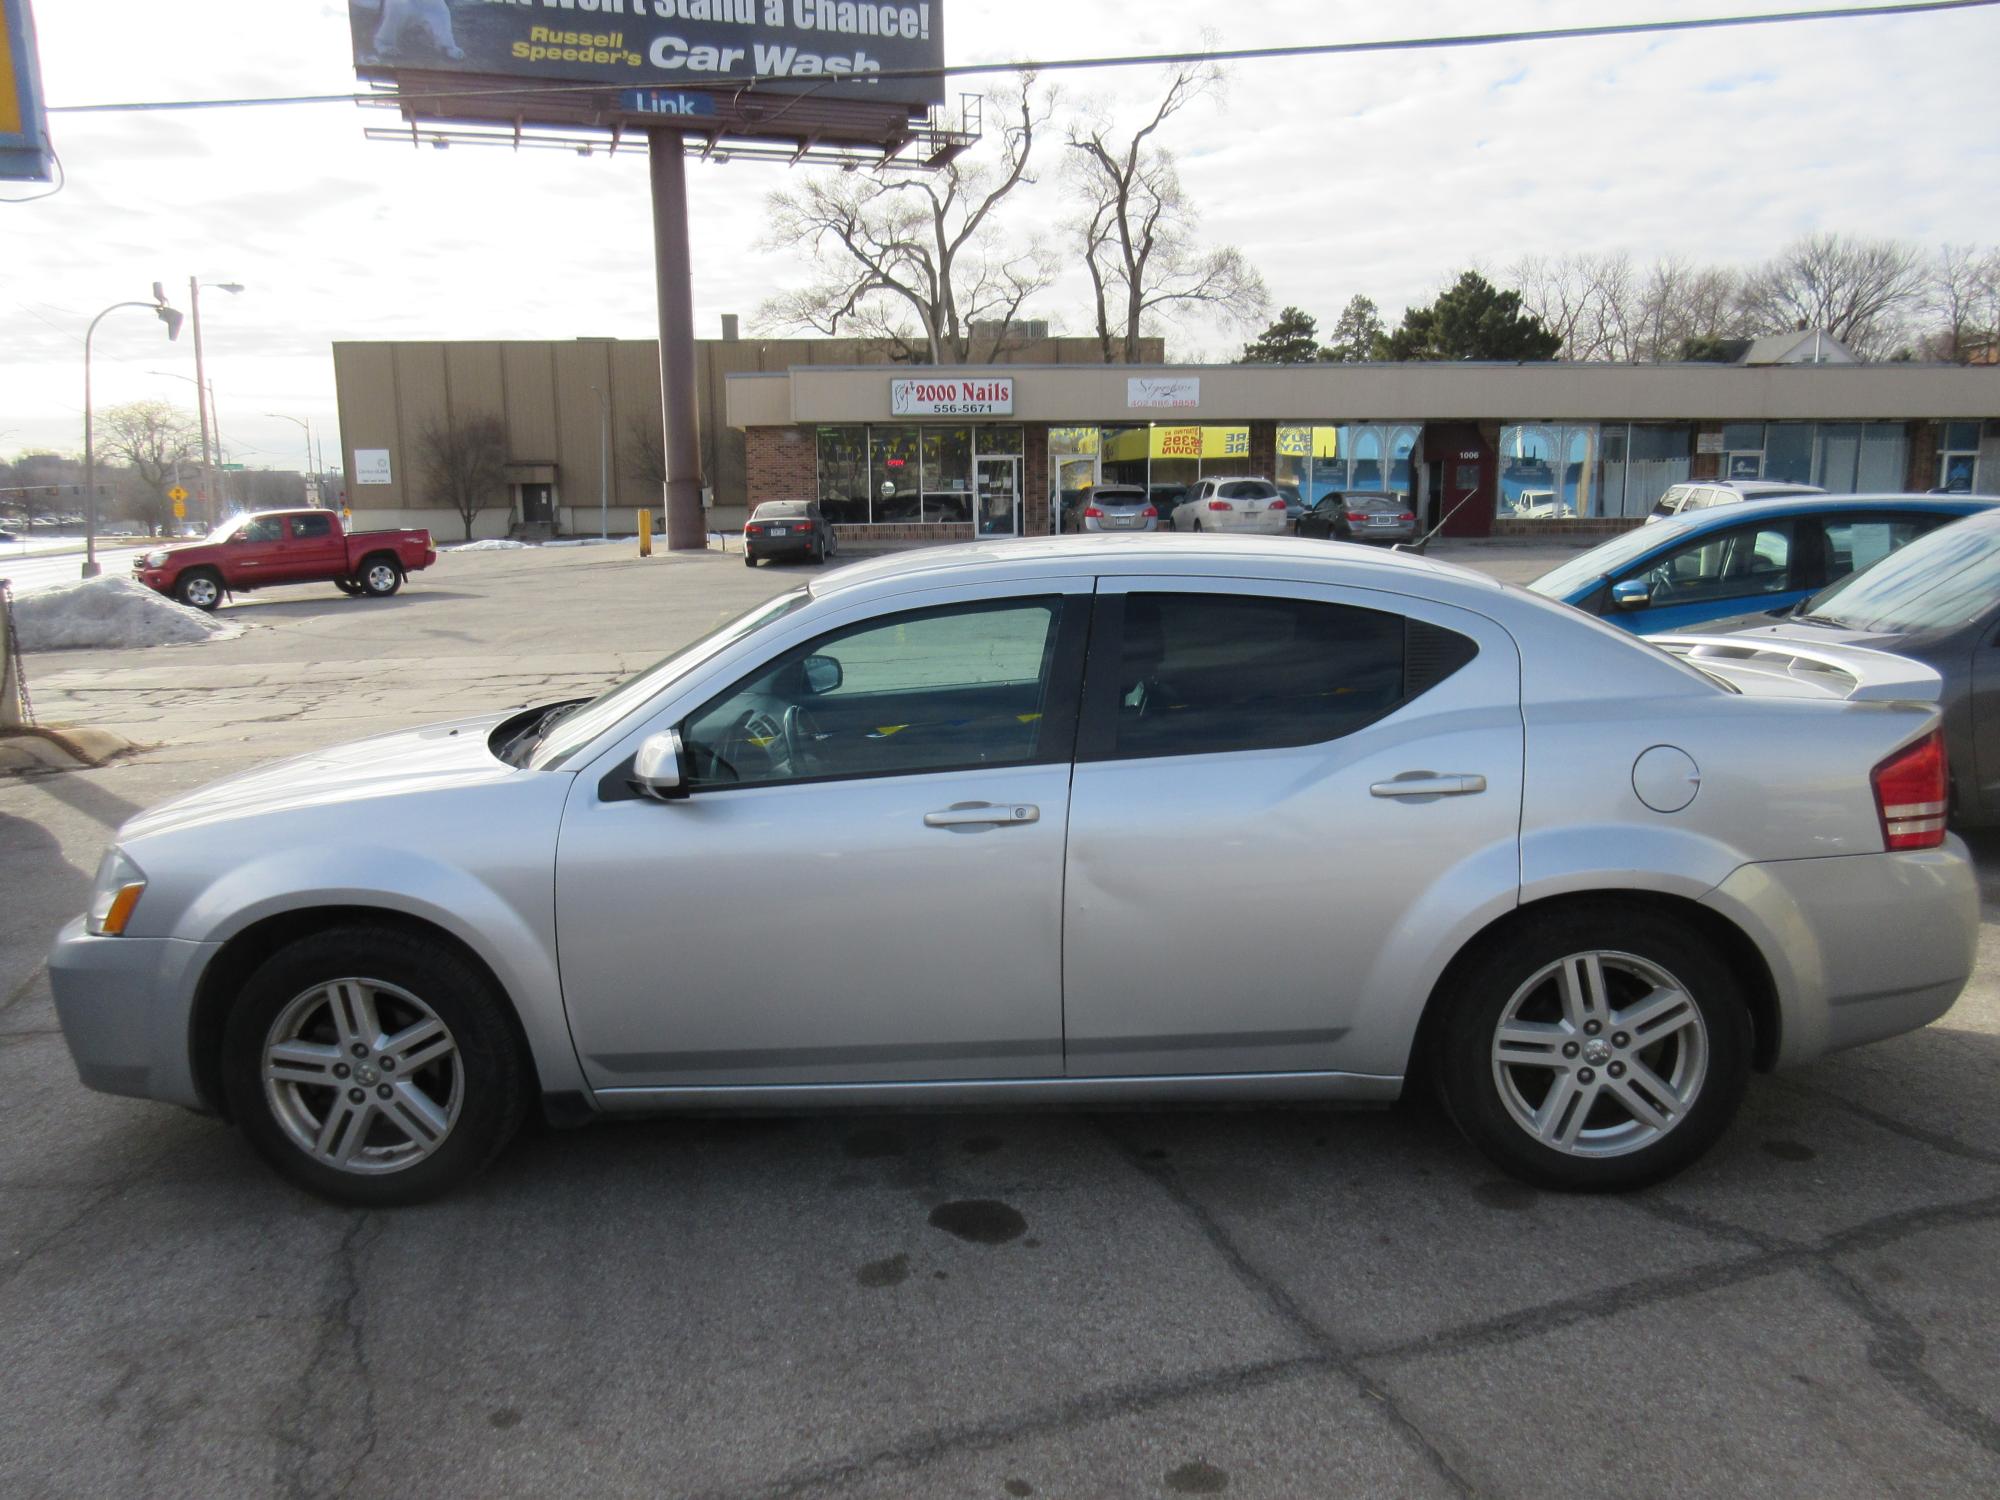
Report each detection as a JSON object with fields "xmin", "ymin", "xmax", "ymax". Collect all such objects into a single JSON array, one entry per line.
[
  {"xmin": 1101, "ymin": 426, "xmax": 1252, "ymax": 463},
  {"xmin": 172, "ymin": 500, "xmax": 186, "ymax": 519},
  {"xmin": 1277, "ymin": 426, "xmax": 1341, "ymax": 459},
  {"xmin": 167, "ymin": 485, "xmax": 188, "ymax": 503}
]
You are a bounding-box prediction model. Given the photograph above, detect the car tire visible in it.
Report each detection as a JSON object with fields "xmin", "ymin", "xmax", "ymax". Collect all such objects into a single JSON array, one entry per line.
[
  {"xmin": 1191, "ymin": 520, "xmax": 1204, "ymax": 533},
  {"xmin": 1433, "ymin": 903, "xmax": 1750, "ymax": 1192},
  {"xmin": 744, "ymin": 551, "xmax": 757, "ymax": 568},
  {"xmin": 334, "ymin": 578, "xmax": 364, "ymax": 596},
  {"xmin": 359, "ymin": 557, "xmax": 402, "ymax": 597},
  {"xmin": 220, "ymin": 925, "xmax": 530, "ymax": 1207},
  {"xmin": 175, "ymin": 569, "xmax": 223, "ymax": 611}
]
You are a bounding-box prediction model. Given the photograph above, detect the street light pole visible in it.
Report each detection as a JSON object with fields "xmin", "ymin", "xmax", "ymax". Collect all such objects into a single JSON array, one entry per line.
[
  {"xmin": 83, "ymin": 289, "xmax": 183, "ymax": 579},
  {"xmin": 267, "ymin": 413, "xmax": 316, "ymax": 503},
  {"xmin": 189, "ymin": 278, "xmax": 242, "ymax": 526}
]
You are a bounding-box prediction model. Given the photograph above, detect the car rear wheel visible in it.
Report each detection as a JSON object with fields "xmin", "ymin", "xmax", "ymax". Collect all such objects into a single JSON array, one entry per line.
[
  {"xmin": 175, "ymin": 570, "xmax": 222, "ymax": 611},
  {"xmin": 360, "ymin": 558, "xmax": 402, "ymax": 597},
  {"xmin": 1435, "ymin": 906, "xmax": 1750, "ymax": 1191},
  {"xmin": 334, "ymin": 578, "xmax": 364, "ymax": 596},
  {"xmin": 744, "ymin": 551, "xmax": 758, "ymax": 567},
  {"xmin": 221, "ymin": 926, "xmax": 529, "ymax": 1206}
]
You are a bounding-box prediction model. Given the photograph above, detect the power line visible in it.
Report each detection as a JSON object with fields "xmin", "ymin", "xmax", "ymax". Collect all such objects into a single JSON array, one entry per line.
[{"xmin": 44, "ymin": 1, "xmax": 1998, "ymax": 116}]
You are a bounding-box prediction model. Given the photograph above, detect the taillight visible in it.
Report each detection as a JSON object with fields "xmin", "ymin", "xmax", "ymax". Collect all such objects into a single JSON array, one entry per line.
[
  {"xmin": 1269, "ymin": 499, "xmax": 1286, "ymax": 511},
  {"xmin": 1346, "ymin": 511, "xmax": 1368, "ymax": 523},
  {"xmin": 1140, "ymin": 505, "xmax": 1157, "ymax": 517},
  {"xmin": 1872, "ymin": 728, "xmax": 1948, "ymax": 851},
  {"xmin": 1399, "ymin": 511, "xmax": 1416, "ymax": 522},
  {"xmin": 1084, "ymin": 506, "xmax": 1103, "ymax": 519},
  {"xmin": 746, "ymin": 524, "xmax": 764, "ymax": 536},
  {"xmin": 1207, "ymin": 500, "xmax": 1233, "ymax": 511},
  {"xmin": 794, "ymin": 521, "xmax": 813, "ymax": 531}
]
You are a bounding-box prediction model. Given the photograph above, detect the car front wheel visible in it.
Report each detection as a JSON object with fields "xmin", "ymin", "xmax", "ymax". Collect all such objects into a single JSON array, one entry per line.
[
  {"xmin": 221, "ymin": 926, "xmax": 529, "ymax": 1206},
  {"xmin": 1435, "ymin": 905, "xmax": 1750, "ymax": 1191},
  {"xmin": 175, "ymin": 570, "xmax": 223, "ymax": 611}
]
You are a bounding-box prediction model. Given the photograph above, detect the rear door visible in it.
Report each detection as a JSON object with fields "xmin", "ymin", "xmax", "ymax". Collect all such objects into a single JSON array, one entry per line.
[
  {"xmin": 279, "ymin": 512, "xmax": 346, "ymax": 583},
  {"xmin": 1803, "ymin": 511, "xmax": 1957, "ymax": 592},
  {"xmin": 1061, "ymin": 577, "xmax": 1523, "ymax": 1079}
]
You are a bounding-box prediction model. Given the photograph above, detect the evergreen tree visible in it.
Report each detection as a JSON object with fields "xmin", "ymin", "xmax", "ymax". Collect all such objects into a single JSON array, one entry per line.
[
  {"xmin": 1384, "ymin": 272, "xmax": 1561, "ymax": 361},
  {"xmin": 1239, "ymin": 306, "xmax": 1325, "ymax": 364},
  {"xmin": 1323, "ymin": 294, "xmax": 1386, "ymax": 362}
]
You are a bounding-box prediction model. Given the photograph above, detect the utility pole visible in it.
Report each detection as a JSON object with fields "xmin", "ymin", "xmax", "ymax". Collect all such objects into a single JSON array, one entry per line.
[
  {"xmin": 590, "ymin": 384, "xmax": 609, "ymax": 538},
  {"xmin": 188, "ymin": 279, "xmax": 242, "ymax": 525}
]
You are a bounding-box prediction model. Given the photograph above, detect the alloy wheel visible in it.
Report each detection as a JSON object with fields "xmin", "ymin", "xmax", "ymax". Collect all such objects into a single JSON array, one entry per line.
[
  {"xmin": 262, "ymin": 978, "xmax": 463, "ymax": 1174},
  {"xmin": 183, "ymin": 577, "xmax": 219, "ymax": 608},
  {"xmin": 1489, "ymin": 950, "xmax": 1709, "ymax": 1158},
  {"xmin": 366, "ymin": 563, "xmax": 398, "ymax": 593}
]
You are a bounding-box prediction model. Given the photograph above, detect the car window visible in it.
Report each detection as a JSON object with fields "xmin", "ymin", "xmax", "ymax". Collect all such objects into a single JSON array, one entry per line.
[
  {"xmin": 682, "ymin": 597, "xmax": 1067, "ymax": 788},
  {"xmin": 1221, "ymin": 481, "xmax": 1277, "ymax": 500},
  {"xmin": 1803, "ymin": 518, "xmax": 2000, "ymax": 632},
  {"xmin": 754, "ymin": 502, "xmax": 810, "ymax": 519},
  {"xmin": 1086, "ymin": 593, "xmax": 1475, "ymax": 760},
  {"xmin": 242, "ymin": 517, "xmax": 284, "ymax": 542},
  {"xmin": 1635, "ymin": 522, "xmax": 1793, "ymax": 604},
  {"xmin": 1653, "ymin": 486, "xmax": 1691, "ymax": 515},
  {"xmin": 1820, "ymin": 515, "xmax": 1937, "ymax": 580},
  {"xmin": 291, "ymin": 514, "xmax": 333, "ymax": 539}
]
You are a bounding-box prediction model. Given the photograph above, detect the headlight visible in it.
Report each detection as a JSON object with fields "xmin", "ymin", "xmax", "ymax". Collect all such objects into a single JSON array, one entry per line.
[
  {"xmin": 86, "ymin": 848, "xmax": 147, "ymax": 937},
  {"xmin": 145, "ymin": 550, "xmax": 169, "ymax": 567}
]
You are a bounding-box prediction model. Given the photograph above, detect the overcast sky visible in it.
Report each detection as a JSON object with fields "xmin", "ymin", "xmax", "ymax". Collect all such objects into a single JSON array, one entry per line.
[{"xmin": 3, "ymin": 0, "xmax": 1996, "ymax": 471}]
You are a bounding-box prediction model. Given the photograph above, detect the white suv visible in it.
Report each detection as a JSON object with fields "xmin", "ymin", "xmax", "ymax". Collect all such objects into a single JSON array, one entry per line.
[
  {"xmin": 1646, "ymin": 479, "xmax": 1824, "ymax": 524},
  {"xmin": 1170, "ymin": 476, "xmax": 1291, "ymax": 534}
]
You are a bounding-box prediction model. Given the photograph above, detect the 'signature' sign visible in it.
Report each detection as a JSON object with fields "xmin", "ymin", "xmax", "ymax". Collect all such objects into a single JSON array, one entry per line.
[
  {"xmin": 350, "ymin": 1, "xmax": 946, "ymax": 107},
  {"xmin": 890, "ymin": 376, "xmax": 1014, "ymax": 417}
]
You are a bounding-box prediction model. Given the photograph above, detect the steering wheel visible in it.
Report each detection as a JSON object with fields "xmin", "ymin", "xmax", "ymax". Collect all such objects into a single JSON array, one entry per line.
[{"xmin": 783, "ymin": 704, "xmax": 828, "ymax": 776}]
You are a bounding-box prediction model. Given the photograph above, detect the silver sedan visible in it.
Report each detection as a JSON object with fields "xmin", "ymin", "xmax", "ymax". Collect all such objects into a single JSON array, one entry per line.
[{"xmin": 50, "ymin": 537, "xmax": 1978, "ymax": 1204}]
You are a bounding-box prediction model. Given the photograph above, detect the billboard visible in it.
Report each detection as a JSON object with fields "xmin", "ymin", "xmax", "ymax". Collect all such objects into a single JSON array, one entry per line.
[
  {"xmin": 890, "ymin": 376, "xmax": 1012, "ymax": 417},
  {"xmin": 1, "ymin": 0, "xmax": 53, "ymax": 183},
  {"xmin": 350, "ymin": 1, "xmax": 945, "ymax": 107}
]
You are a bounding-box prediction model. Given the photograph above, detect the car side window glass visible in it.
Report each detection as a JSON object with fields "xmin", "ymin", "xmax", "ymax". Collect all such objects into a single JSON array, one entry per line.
[
  {"xmin": 1641, "ymin": 523, "xmax": 1793, "ymax": 604},
  {"xmin": 291, "ymin": 514, "xmax": 332, "ymax": 539},
  {"xmin": 1821, "ymin": 516, "xmax": 1931, "ymax": 579},
  {"xmin": 243, "ymin": 517, "xmax": 284, "ymax": 542},
  {"xmin": 681, "ymin": 597, "xmax": 1065, "ymax": 789},
  {"xmin": 1092, "ymin": 593, "xmax": 1475, "ymax": 760}
]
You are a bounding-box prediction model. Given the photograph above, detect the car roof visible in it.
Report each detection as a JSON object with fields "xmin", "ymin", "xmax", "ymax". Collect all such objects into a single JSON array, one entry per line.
[{"xmin": 1645, "ymin": 492, "xmax": 1998, "ymax": 538}]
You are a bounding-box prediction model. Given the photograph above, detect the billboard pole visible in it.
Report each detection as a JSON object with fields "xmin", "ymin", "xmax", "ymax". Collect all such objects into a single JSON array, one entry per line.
[{"xmin": 648, "ymin": 130, "xmax": 705, "ymax": 551}]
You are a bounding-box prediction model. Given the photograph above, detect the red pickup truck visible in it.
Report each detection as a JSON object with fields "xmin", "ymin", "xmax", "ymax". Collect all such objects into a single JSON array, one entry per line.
[{"xmin": 134, "ymin": 510, "xmax": 438, "ymax": 611}]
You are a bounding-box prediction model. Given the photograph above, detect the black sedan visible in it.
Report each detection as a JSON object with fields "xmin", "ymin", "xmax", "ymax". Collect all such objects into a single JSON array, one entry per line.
[
  {"xmin": 1291, "ymin": 495, "xmax": 1355, "ymax": 542},
  {"xmin": 1672, "ymin": 507, "xmax": 2000, "ymax": 825},
  {"xmin": 743, "ymin": 501, "xmax": 837, "ymax": 567}
]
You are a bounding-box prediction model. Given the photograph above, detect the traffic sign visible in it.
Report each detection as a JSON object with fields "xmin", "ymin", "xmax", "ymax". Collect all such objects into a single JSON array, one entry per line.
[{"xmin": 167, "ymin": 485, "xmax": 188, "ymax": 503}]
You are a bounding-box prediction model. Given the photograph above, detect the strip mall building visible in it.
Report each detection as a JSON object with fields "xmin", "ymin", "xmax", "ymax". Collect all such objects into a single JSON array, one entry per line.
[{"xmin": 334, "ymin": 336, "xmax": 2000, "ymax": 541}]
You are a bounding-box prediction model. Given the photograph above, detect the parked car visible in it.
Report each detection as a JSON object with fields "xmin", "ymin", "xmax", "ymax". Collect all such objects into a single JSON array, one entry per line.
[
  {"xmin": 1645, "ymin": 479, "xmax": 1824, "ymax": 524},
  {"xmin": 1298, "ymin": 492, "xmax": 1415, "ymax": 544},
  {"xmin": 1149, "ymin": 485, "xmax": 1187, "ymax": 527},
  {"xmin": 1508, "ymin": 489, "xmax": 1572, "ymax": 520},
  {"xmin": 0, "ymin": 529, "xmax": 18, "ymax": 544},
  {"xmin": 50, "ymin": 535, "xmax": 1976, "ymax": 1205},
  {"xmin": 743, "ymin": 500, "xmax": 837, "ymax": 566},
  {"xmin": 1663, "ymin": 506, "xmax": 2000, "ymax": 826},
  {"xmin": 1170, "ymin": 476, "xmax": 1290, "ymax": 534},
  {"xmin": 133, "ymin": 509, "xmax": 437, "ymax": 611},
  {"xmin": 1076, "ymin": 484, "xmax": 1158, "ymax": 533},
  {"xmin": 1525, "ymin": 494, "xmax": 1997, "ymax": 633}
]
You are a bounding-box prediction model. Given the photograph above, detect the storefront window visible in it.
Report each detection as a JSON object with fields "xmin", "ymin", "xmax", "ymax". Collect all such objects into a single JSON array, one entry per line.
[
  {"xmin": 869, "ymin": 425, "xmax": 922, "ymax": 522},
  {"xmin": 1348, "ymin": 428, "xmax": 1383, "ymax": 491},
  {"xmin": 1939, "ymin": 421, "xmax": 1983, "ymax": 493},
  {"xmin": 1389, "ymin": 426, "xmax": 1419, "ymax": 493},
  {"xmin": 921, "ymin": 426, "xmax": 972, "ymax": 523},
  {"xmin": 816, "ymin": 426, "xmax": 868, "ymax": 525},
  {"xmin": 1601, "ymin": 424, "xmax": 1693, "ymax": 516},
  {"xmin": 977, "ymin": 426, "xmax": 1024, "ymax": 457},
  {"xmin": 1497, "ymin": 423, "xmax": 1602, "ymax": 518},
  {"xmin": 1765, "ymin": 423, "xmax": 1814, "ymax": 485}
]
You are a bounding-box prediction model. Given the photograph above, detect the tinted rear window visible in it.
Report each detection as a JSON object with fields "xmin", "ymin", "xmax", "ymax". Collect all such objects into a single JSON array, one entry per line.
[
  {"xmin": 1220, "ymin": 481, "xmax": 1279, "ymax": 500},
  {"xmin": 754, "ymin": 502, "xmax": 810, "ymax": 519}
]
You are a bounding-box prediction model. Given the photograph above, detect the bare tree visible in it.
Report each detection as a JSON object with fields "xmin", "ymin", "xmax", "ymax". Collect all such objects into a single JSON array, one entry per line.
[
  {"xmin": 1738, "ymin": 233, "xmax": 1927, "ymax": 359},
  {"xmin": 1921, "ymin": 243, "xmax": 2000, "ymax": 363},
  {"xmin": 757, "ymin": 75, "xmax": 1057, "ymax": 364},
  {"xmin": 1066, "ymin": 63, "xmax": 1269, "ymax": 363},
  {"xmin": 1629, "ymin": 257, "xmax": 1750, "ymax": 362},
  {"xmin": 97, "ymin": 400, "xmax": 198, "ymax": 536},
  {"xmin": 418, "ymin": 413, "xmax": 509, "ymax": 541}
]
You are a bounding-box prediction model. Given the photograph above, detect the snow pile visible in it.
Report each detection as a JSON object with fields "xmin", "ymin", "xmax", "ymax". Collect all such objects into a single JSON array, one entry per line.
[
  {"xmin": 444, "ymin": 538, "xmax": 531, "ymax": 552},
  {"xmin": 10, "ymin": 575, "xmax": 240, "ymax": 651},
  {"xmin": 542, "ymin": 536, "xmax": 623, "ymax": 548}
]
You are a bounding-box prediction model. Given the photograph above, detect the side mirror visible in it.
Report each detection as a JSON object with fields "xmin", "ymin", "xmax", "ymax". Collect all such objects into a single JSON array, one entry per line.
[
  {"xmin": 1610, "ymin": 579, "xmax": 1652, "ymax": 611},
  {"xmin": 629, "ymin": 729, "xmax": 689, "ymax": 801},
  {"xmin": 803, "ymin": 654, "xmax": 843, "ymax": 696}
]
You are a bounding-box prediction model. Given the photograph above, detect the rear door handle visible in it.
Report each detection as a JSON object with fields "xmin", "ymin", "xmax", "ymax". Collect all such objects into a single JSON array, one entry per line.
[
  {"xmin": 924, "ymin": 802, "xmax": 1039, "ymax": 828},
  {"xmin": 1370, "ymin": 774, "xmax": 1487, "ymax": 799}
]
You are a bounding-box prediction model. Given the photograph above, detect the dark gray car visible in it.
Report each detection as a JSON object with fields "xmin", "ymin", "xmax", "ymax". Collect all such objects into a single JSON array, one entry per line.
[{"xmin": 1670, "ymin": 507, "xmax": 2000, "ymax": 825}]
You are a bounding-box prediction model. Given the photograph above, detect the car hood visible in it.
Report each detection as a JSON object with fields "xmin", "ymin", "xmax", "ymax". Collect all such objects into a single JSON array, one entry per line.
[{"xmin": 119, "ymin": 711, "xmax": 529, "ymax": 841}]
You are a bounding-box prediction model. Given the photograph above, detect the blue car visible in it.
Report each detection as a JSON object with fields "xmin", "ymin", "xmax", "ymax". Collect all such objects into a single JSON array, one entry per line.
[{"xmin": 1524, "ymin": 494, "xmax": 1999, "ymax": 634}]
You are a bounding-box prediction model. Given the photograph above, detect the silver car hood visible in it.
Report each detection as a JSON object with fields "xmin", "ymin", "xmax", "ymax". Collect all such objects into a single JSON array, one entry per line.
[{"xmin": 120, "ymin": 711, "xmax": 528, "ymax": 841}]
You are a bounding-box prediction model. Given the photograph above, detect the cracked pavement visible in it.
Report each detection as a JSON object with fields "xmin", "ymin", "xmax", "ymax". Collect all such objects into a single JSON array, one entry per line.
[{"xmin": 2, "ymin": 541, "xmax": 1998, "ymax": 1497}]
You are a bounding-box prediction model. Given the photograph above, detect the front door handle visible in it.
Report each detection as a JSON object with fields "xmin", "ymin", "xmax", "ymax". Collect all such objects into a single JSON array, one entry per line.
[
  {"xmin": 1370, "ymin": 774, "xmax": 1487, "ymax": 799},
  {"xmin": 924, "ymin": 802, "xmax": 1039, "ymax": 828}
]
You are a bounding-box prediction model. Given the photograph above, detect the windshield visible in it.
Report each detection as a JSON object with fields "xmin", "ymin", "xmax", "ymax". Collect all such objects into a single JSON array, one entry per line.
[
  {"xmin": 1797, "ymin": 517, "xmax": 2000, "ymax": 634},
  {"xmin": 1527, "ymin": 518, "xmax": 1692, "ymax": 599},
  {"xmin": 527, "ymin": 589, "xmax": 812, "ymax": 770},
  {"xmin": 202, "ymin": 518, "xmax": 242, "ymax": 544}
]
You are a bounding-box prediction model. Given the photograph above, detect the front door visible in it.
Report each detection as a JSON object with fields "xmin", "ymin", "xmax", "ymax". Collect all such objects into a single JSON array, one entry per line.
[
  {"xmin": 519, "ymin": 483, "xmax": 554, "ymax": 525},
  {"xmin": 555, "ymin": 581, "xmax": 1091, "ymax": 1094},
  {"xmin": 1061, "ymin": 577, "xmax": 1523, "ymax": 1079},
  {"xmin": 975, "ymin": 456, "xmax": 1020, "ymax": 537}
]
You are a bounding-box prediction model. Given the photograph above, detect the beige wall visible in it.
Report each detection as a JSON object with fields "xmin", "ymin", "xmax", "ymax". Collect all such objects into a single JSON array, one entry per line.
[
  {"xmin": 333, "ymin": 334, "xmax": 1151, "ymax": 532},
  {"xmin": 729, "ymin": 361, "xmax": 2000, "ymax": 429}
]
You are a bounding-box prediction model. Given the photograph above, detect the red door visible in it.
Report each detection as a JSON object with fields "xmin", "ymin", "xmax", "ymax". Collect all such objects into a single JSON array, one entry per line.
[
  {"xmin": 1427, "ymin": 424, "xmax": 1495, "ymax": 538},
  {"xmin": 280, "ymin": 512, "xmax": 347, "ymax": 583},
  {"xmin": 223, "ymin": 514, "xmax": 290, "ymax": 586}
]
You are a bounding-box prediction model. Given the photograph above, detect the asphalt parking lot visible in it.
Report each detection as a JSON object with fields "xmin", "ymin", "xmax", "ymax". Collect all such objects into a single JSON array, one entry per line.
[{"xmin": 4, "ymin": 538, "xmax": 1999, "ymax": 1498}]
